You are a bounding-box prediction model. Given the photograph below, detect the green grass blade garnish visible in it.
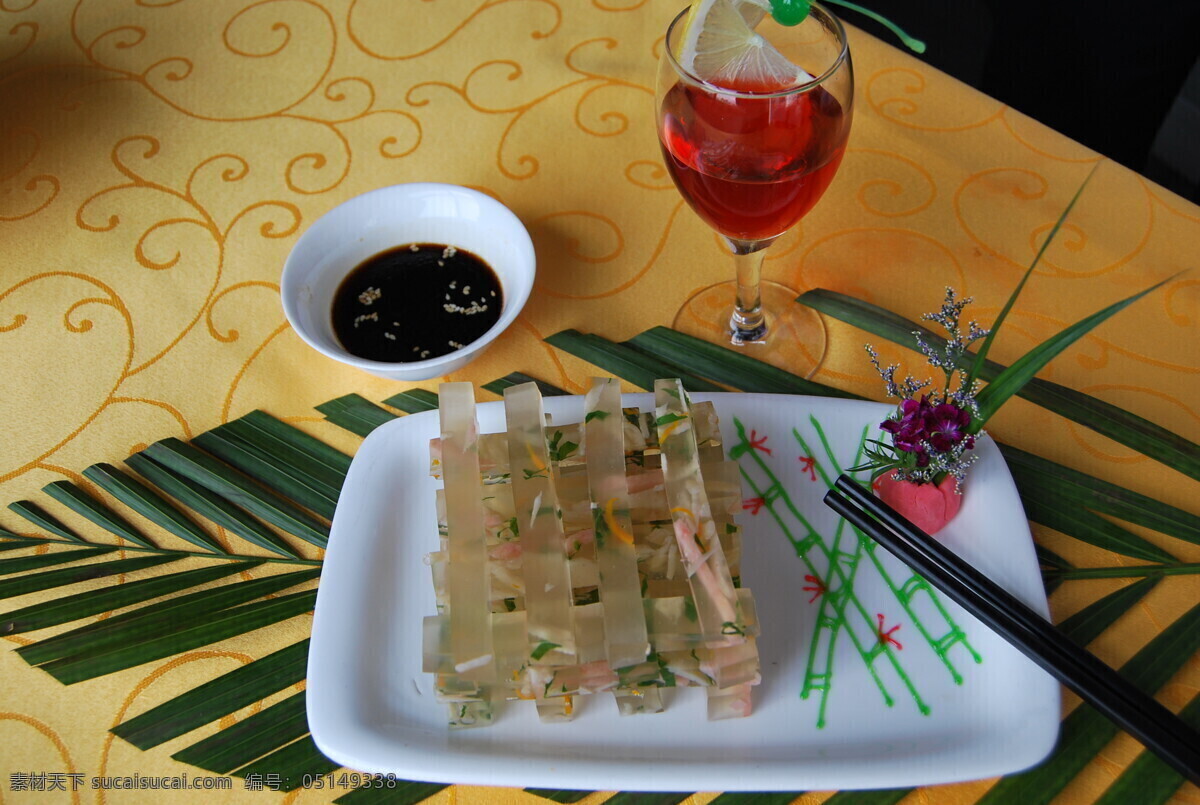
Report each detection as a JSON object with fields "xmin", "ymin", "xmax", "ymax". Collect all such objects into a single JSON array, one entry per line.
[
  {"xmin": 316, "ymin": 393, "xmax": 398, "ymax": 437},
  {"xmin": 83, "ymin": 463, "xmax": 227, "ymax": 553},
  {"xmin": 978, "ymin": 601, "xmax": 1200, "ymax": 804},
  {"xmin": 171, "ymin": 690, "xmax": 309, "ymax": 773},
  {"xmin": 0, "ymin": 554, "xmax": 181, "ymax": 601},
  {"xmin": 112, "ymin": 639, "xmax": 311, "ymax": 749},
  {"xmin": 1094, "ymin": 692, "xmax": 1200, "ymax": 805},
  {"xmin": 41, "ymin": 588, "xmax": 318, "ymax": 684},
  {"xmin": 141, "ymin": 438, "xmax": 328, "ymax": 549},
  {"xmin": 965, "ymin": 166, "xmax": 1097, "ymax": 387},
  {"xmin": 125, "ymin": 453, "xmax": 299, "ymax": 558},
  {"xmin": 382, "ymin": 388, "xmax": 441, "ymax": 412},
  {"xmin": 0, "ymin": 560, "xmax": 262, "ymax": 635},
  {"xmin": 7, "ymin": 500, "xmax": 87, "ymax": 542},
  {"xmin": 972, "ymin": 274, "xmax": 1176, "ymax": 431},
  {"xmin": 796, "ymin": 289, "xmax": 1200, "ymax": 481},
  {"xmin": 17, "ymin": 568, "xmax": 319, "ymax": 667},
  {"xmin": 229, "ymin": 735, "xmax": 339, "ymax": 792},
  {"xmin": 42, "ymin": 480, "xmax": 157, "ymax": 548}
]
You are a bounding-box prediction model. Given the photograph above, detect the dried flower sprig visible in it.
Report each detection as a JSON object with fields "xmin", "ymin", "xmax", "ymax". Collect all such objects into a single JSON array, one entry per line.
[{"xmin": 853, "ymin": 288, "xmax": 988, "ymax": 487}]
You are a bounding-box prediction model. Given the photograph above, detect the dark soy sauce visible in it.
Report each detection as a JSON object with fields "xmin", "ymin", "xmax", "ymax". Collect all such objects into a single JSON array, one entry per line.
[{"xmin": 331, "ymin": 243, "xmax": 503, "ymax": 362}]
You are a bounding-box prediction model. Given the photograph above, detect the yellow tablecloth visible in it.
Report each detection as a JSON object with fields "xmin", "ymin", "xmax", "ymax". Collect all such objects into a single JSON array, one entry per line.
[{"xmin": 2, "ymin": 2, "xmax": 1197, "ymax": 803}]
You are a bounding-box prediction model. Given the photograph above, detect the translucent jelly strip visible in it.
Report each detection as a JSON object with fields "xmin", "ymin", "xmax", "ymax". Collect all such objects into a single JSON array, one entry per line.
[
  {"xmin": 505, "ymin": 382, "xmax": 577, "ymax": 664},
  {"xmin": 428, "ymin": 402, "xmax": 723, "ymax": 480},
  {"xmin": 438, "ymin": 382, "xmax": 495, "ymax": 682},
  {"xmin": 585, "ymin": 378, "xmax": 651, "ymax": 670},
  {"xmin": 655, "ymin": 379, "xmax": 746, "ymax": 656},
  {"xmin": 643, "ymin": 588, "xmax": 760, "ymax": 651}
]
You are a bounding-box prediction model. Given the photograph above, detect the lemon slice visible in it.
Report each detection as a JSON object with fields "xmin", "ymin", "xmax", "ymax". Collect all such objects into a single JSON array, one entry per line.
[{"xmin": 674, "ymin": 0, "xmax": 804, "ymax": 89}]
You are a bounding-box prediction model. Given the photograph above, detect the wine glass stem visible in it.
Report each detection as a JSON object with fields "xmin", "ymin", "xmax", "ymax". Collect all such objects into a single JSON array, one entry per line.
[{"xmin": 727, "ymin": 237, "xmax": 774, "ymax": 344}]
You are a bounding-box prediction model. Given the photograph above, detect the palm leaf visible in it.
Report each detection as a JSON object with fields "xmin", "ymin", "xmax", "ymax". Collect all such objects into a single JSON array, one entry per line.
[
  {"xmin": 1000, "ymin": 445, "xmax": 1200, "ymax": 546},
  {"xmin": 483, "ymin": 372, "xmax": 570, "ymax": 398},
  {"xmin": 0, "ymin": 546, "xmax": 118, "ymax": 576},
  {"xmin": 171, "ymin": 690, "xmax": 309, "ymax": 773},
  {"xmin": 316, "ymin": 393, "xmax": 398, "ymax": 436},
  {"xmin": 113, "ymin": 639, "xmax": 311, "ymax": 748},
  {"xmin": 522, "ymin": 789, "xmax": 593, "ymax": 802},
  {"xmin": 42, "ymin": 481, "xmax": 157, "ymax": 547},
  {"xmin": 1054, "ymin": 576, "xmax": 1160, "ymax": 646},
  {"xmin": 192, "ymin": 429, "xmax": 340, "ymax": 520},
  {"xmin": 603, "ymin": 794, "xmax": 692, "ymax": 805},
  {"xmin": 83, "ymin": 463, "xmax": 227, "ymax": 553},
  {"xmin": 971, "ymin": 275, "xmax": 1175, "ymax": 431},
  {"xmin": 230, "ymin": 735, "xmax": 339, "ymax": 792},
  {"xmin": 382, "ymin": 388, "xmax": 441, "ymax": 412},
  {"xmin": 334, "ymin": 781, "xmax": 450, "ymax": 805},
  {"xmin": 1019, "ymin": 492, "xmax": 1176, "ymax": 563},
  {"xmin": 42, "ymin": 588, "xmax": 318, "ymax": 684},
  {"xmin": 17, "ymin": 567, "xmax": 319, "ymax": 666},
  {"xmin": 7, "ymin": 500, "xmax": 87, "ymax": 542},
  {"xmin": 141, "ymin": 438, "xmax": 329, "ymax": 548},
  {"xmin": 1095, "ymin": 692, "xmax": 1200, "ymax": 805},
  {"xmin": 236, "ymin": 409, "xmax": 352, "ymax": 477},
  {"xmin": 1046, "ymin": 564, "xmax": 1200, "ymax": 581},
  {"xmin": 124, "ymin": 453, "xmax": 301, "ymax": 558},
  {"xmin": 546, "ymin": 329, "xmax": 725, "ymax": 392},
  {"xmin": 978, "ymin": 601, "xmax": 1200, "ymax": 804},
  {"xmin": 1, "ymin": 560, "xmax": 262, "ymax": 634},
  {"xmin": 822, "ymin": 791, "xmax": 911, "ymax": 805},
  {"xmin": 625, "ymin": 327, "xmax": 857, "ymax": 398},
  {"xmin": 0, "ymin": 554, "xmax": 182, "ymax": 600},
  {"xmin": 796, "ymin": 289, "xmax": 1200, "ymax": 481}
]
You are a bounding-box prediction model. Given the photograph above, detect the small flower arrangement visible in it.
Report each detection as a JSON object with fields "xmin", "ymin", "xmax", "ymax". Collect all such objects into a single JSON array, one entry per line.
[
  {"xmin": 848, "ymin": 171, "xmax": 1171, "ymax": 535},
  {"xmin": 857, "ymin": 288, "xmax": 987, "ymax": 490}
]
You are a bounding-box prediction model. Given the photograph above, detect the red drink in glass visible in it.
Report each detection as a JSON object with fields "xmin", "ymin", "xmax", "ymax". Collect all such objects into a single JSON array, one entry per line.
[{"xmin": 659, "ymin": 78, "xmax": 850, "ymax": 242}]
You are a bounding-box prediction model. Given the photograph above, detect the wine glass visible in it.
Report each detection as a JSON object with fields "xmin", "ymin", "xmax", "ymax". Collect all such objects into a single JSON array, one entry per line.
[{"xmin": 656, "ymin": 2, "xmax": 853, "ymax": 370}]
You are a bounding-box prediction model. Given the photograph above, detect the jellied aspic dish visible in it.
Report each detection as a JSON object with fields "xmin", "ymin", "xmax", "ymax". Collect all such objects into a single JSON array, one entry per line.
[{"xmin": 422, "ymin": 378, "xmax": 761, "ymax": 726}]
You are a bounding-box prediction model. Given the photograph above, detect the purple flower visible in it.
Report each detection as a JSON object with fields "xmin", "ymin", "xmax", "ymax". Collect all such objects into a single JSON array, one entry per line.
[
  {"xmin": 927, "ymin": 402, "xmax": 971, "ymax": 452},
  {"xmin": 880, "ymin": 397, "xmax": 973, "ymax": 458}
]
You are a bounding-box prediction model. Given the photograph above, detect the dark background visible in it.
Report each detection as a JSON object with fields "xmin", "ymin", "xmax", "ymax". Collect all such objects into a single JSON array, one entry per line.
[{"xmin": 843, "ymin": 0, "xmax": 1200, "ymax": 201}]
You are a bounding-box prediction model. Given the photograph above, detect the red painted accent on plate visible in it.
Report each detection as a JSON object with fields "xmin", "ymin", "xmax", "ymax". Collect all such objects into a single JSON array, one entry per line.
[
  {"xmin": 742, "ymin": 496, "xmax": 767, "ymax": 515},
  {"xmin": 748, "ymin": 429, "xmax": 772, "ymax": 455},
  {"xmin": 876, "ymin": 613, "xmax": 903, "ymax": 649},
  {"xmin": 803, "ymin": 574, "xmax": 826, "ymax": 604},
  {"xmin": 797, "ymin": 455, "xmax": 817, "ymax": 481}
]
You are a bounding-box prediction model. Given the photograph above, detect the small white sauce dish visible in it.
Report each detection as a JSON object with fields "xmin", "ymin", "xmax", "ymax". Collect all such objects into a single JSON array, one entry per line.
[{"xmin": 281, "ymin": 182, "xmax": 535, "ymax": 381}]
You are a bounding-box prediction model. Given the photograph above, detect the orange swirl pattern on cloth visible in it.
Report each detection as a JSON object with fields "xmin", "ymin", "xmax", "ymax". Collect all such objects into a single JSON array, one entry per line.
[{"xmin": 1, "ymin": 2, "xmax": 1198, "ymax": 803}]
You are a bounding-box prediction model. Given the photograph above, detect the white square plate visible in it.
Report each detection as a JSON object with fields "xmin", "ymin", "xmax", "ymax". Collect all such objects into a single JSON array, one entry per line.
[{"xmin": 308, "ymin": 393, "xmax": 1059, "ymax": 791}]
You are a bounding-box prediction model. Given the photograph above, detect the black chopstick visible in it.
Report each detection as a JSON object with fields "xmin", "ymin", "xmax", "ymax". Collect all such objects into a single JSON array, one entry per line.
[{"xmin": 823, "ymin": 474, "xmax": 1200, "ymax": 785}]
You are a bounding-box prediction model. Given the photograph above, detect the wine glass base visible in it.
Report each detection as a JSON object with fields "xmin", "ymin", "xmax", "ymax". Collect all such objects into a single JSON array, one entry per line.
[{"xmin": 673, "ymin": 280, "xmax": 827, "ymax": 379}]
